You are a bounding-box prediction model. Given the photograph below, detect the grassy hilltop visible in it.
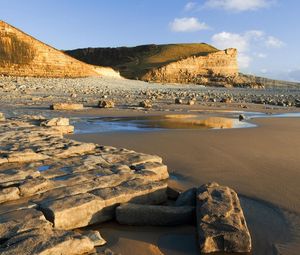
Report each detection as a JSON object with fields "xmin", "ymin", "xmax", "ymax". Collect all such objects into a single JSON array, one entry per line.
[{"xmin": 65, "ymin": 43, "xmax": 219, "ymax": 79}]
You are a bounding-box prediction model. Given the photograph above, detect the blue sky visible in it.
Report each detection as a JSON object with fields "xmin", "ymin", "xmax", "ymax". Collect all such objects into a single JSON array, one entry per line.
[{"xmin": 0, "ymin": 0, "xmax": 299, "ymax": 81}]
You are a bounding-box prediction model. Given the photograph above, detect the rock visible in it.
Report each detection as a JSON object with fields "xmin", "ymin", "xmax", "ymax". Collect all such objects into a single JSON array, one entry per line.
[
  {"xmin": 7, "ymin": 150, "xmax": 49, "ymax": 163},
  {"xmin": 0, "ymin": 116, "xmax": 170, "ymax": 254},
  {"xmin": 139, "ymin": 100, "xmax": 152, "ymax": 108},
  {"xmin": 41, "ymin": 117, "xmax": 70, "ymax": 126},
  {"xmin": 187, "ymin": 99, "xmax": 195, "ymax": 105},
  {"xmin": 0, "ymin": 168, "xmax": 40, "ymax": 186},
  {"xmin": 55, "ymin": 143, "xmax": 96, "ymax": 158},
  {"xmin": 116, "ymin": 203, "xmax": 195, "ymax": 226},
  {"xmin": 0, "ymin": 187, "xmax": 20, "ymax": 203},
  {"xmin": 39, "ymin": 193, "xmax": 106, "ymax": 230},
  {"xmin": 19, "ymin": 176, "xmax": 53, "ymax": 197},
  {"xmin": 175, "ymin": 187, "xmax": 196, "ymax": 206},
  {"xmin": 0, "ymin": 157, "xmax": 8, "ymax": 164},
  {"xmin": 84, "ymin": 230, "xmax": 107, "ymax": 246},
  {"xmin": 98, "ymin": 100, "xmax": 115, "ymax": 108},
  {"xmin": 0, "ymin": 208, "xmax": 52, "ymax": 240},
  {"xmin": 90, "ymin": 179, "xmax": 168, "ymax": 210},
  {"xmin": 40, "ymin": 117, "xmax": 74, "ymax": 134},
  {"xmin": 0, "ymin": 228, "xmax": 95, "ymax": 255},
  {"xmin": 0, "ymin": 112, "xmax": 5, "ymax": 121},
  {"xmin": 221, "ymin": 97, "xmax": 233, "ymax": 103},
  {"xmin": 239, "ymin": 114, "xmax": 246, "ymax": 121},
  {"xmin": 196, "ymin": 182, "xmax": 251, "ymax": 253},
  {"xmin": 175, "ymin": 98, "xmax": 182, "ymax": 104},
  {"xmin": 50, "ymin": 103, "xmax": 84, "ymax": 110},
  {"xmin": 49, "ymin": 125, "xmax": 74, "ymax": 134}
]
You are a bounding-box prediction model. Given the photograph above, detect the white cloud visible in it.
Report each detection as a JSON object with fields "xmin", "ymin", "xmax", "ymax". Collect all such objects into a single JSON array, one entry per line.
[
  {"xmin": 211, "ymin": 31, "xmax": 250, "ymax": 52},
  {"xmin": 170, "ymin": 17, "xmax": 209, "ymax": 32},
  {"xmin": 257, "ymin": 53, "xmax": 267, "ymax": 58},
  {"xmin": 211, "ymin": 30, "xmax": 284, "ymax": 69},
  {"xmin": 204, "ymin": 0, "xmax": 274, "ymax": 12},
  {"xmin": 265, "ymin": 36, "xmax": 284, "ymax": 48},
  {"xmin": 184, "ymin": 2, "xmax": 197, "ymax": 11},
  {"xmin": 211, "ymin": 31, "xmax": 254, "ymax": 68}
]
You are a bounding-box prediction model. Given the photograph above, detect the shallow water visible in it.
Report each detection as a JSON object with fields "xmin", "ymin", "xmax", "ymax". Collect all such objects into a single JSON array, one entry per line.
[
  {"xmin": 71, "ymin": 111, "xmax": 300, "ymax": 254},
  {"xmin": 72, "ymin": 114, "xmax": 256, "ymax": 134},
  {"xmin": 37, "ymin": 165, "xmax": 51, "ymax": 172}
]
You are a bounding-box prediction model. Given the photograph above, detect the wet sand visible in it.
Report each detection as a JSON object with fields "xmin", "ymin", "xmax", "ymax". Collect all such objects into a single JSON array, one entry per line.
[{"xmin": 72, "ymin": 116, "xmax": 300, "ymax": 255}]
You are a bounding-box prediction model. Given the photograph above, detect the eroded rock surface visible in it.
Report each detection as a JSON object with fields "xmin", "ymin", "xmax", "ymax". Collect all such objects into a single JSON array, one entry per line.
[
  {"xmin": 0, "ymin": 116, "xmax": 169, "ymax": 254},
  {"xmin": 196, "ymin": 182, "xmax": 251, "ymax": 253}
]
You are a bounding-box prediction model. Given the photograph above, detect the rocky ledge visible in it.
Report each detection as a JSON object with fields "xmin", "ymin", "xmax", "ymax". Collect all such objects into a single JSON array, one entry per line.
[
  {"xmin": 0, "ymin": 113, "xmax": 168, "ymax": 254},
  {"xmin": 0, "ymin": 112, "xmax": 251, "ymax": 254}
]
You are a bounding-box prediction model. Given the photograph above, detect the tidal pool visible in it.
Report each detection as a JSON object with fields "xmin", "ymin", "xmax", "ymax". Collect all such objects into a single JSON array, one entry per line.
[{"xmin": 72, "ymin": 114, "xmax": 256, "ymax": 134}]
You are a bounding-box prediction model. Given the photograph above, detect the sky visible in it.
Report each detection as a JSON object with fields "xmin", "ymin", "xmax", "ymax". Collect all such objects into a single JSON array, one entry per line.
[{"xmin": 0, "ymin": 0, "xmax": 299, "ymax": 81}]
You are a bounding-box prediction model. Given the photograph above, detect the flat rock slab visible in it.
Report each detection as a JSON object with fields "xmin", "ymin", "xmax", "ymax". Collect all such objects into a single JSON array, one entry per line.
[
  {"xmin": 50, "ymin": 103, "xmax": 84, "ymax": 110},
  {"xmin": 116, "ymin": 203, "xmax": 195, "ymax": 226},
  {"xmin": 0, "ymin": 228, "xmax": 95, "ymax": 255},
  {"xmin": 196, "ymin": 182, "xmax": 251, "ymax": 253},
  {"xmin": 0, "ymin": 116, "xmax": 169, "ymax": 254},
  {"xmin": 40, "ymin": 193, "xmax": 106, "ymax": 230}
]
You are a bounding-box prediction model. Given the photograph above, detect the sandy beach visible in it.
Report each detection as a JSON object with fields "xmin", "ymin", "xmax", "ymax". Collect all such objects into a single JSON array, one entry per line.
[
  {"xmin": 72, "ymin": 113, "xmax": 300, "ymax": 255},
  {"xmin": 1, "ymin": 76, "xmax": 300, "ymax": 254}
]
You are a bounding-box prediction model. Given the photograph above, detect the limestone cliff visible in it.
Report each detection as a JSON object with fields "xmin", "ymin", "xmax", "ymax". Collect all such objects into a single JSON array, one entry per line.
[
  {"xmin": 141, "ymin": 48, "xmax": 238, "ymax": 85},
  {"xmin": 0, "ymin": 21, "xmax": 99, "ymax": 78},
  {"xmin": 66, "ymin": 44, "xmax": 242, "ymax": 86}
]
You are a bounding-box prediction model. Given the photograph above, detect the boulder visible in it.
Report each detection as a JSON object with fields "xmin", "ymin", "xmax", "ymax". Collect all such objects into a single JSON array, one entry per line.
[
  {"xmin": 196, "ymin": 182, "xmax": 251, "ymax": 253},
  {"xmin": 175, "ymin": 98, "xmax": 182, "ymax": 104},
  {"xmin": 175, "ymin": 187, "xmax": 196, "ymax": 206},
  {"xmin": 239, "ymin": 114, "xmax": 246, "ymax": 121},
  {"xmin": 41, "ymin": 117, "xmax": 70, "ymax": 126},
  {"xmin": 50, "ymin": 103, "xmax": 84, "ymax": 110},
  {"xmin": 187, "ymin": 100, "xmax": 195, "ymax": 106},
  {"xmin": 139, "ymin": 100, "xmax": 152, "ymax": 108},
  {"xmin": 116, "ymin": 203, "xmax": 195, "ymax": 226},
  {"xmin": 40, "ymin": 117, "xmax": 74, "ymax": 134},
  {"xmin": 98, "ymin": 100, "xmax": 115, "ymax": 108}
]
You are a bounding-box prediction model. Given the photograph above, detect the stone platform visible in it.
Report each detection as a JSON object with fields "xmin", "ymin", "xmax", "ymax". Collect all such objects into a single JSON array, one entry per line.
[{"xmin": 0, "ymin": 114, "xmax": 169, "ymax": 254}]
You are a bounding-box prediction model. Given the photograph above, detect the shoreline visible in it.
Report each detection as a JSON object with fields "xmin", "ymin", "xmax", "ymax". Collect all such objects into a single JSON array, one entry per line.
[
  {"xmin": 1, "ymin": 75, "xmax": 300, "ymax": 254},
  {"xmin": 69, "ymin": 111, "xmax": 300, "ymax": 255}
]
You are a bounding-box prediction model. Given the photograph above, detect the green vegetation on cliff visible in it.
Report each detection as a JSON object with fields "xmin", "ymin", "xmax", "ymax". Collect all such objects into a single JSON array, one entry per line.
[{"xmin": 65, "ymin": 43, "xmax": 219, "ymax": 79}]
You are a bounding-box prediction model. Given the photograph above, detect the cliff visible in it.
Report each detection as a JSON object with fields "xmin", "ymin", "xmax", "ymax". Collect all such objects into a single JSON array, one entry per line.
[
  {"xmin": 66, "ymin": 44, "xmax": 241, "ymax": 86},
  {"xmin": 141, "ymin": 48, "xmax": 238, "ymax": 85},
  {"xmin": 0, "ymin": 21, "xmax": 100, "ymax": 78}
]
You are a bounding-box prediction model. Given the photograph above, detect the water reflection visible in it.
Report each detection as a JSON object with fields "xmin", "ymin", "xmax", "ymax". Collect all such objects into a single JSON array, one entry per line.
[{"xmin": 72, "ymin": 114, "xmax": 255, "ymax": 134}]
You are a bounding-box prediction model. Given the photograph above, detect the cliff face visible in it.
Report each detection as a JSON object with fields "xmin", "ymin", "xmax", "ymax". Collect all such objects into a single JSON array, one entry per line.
[
  {"xmin": 141, "ymin": 49, "xmax": 238, "ymax": 85},
  {"xmin": 0, "ymin": 21, "xmax": 99, "ymax": 78},
  {"xmin": 66, "ymin": 44, "xmax": 241, "ymax": 86}
]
